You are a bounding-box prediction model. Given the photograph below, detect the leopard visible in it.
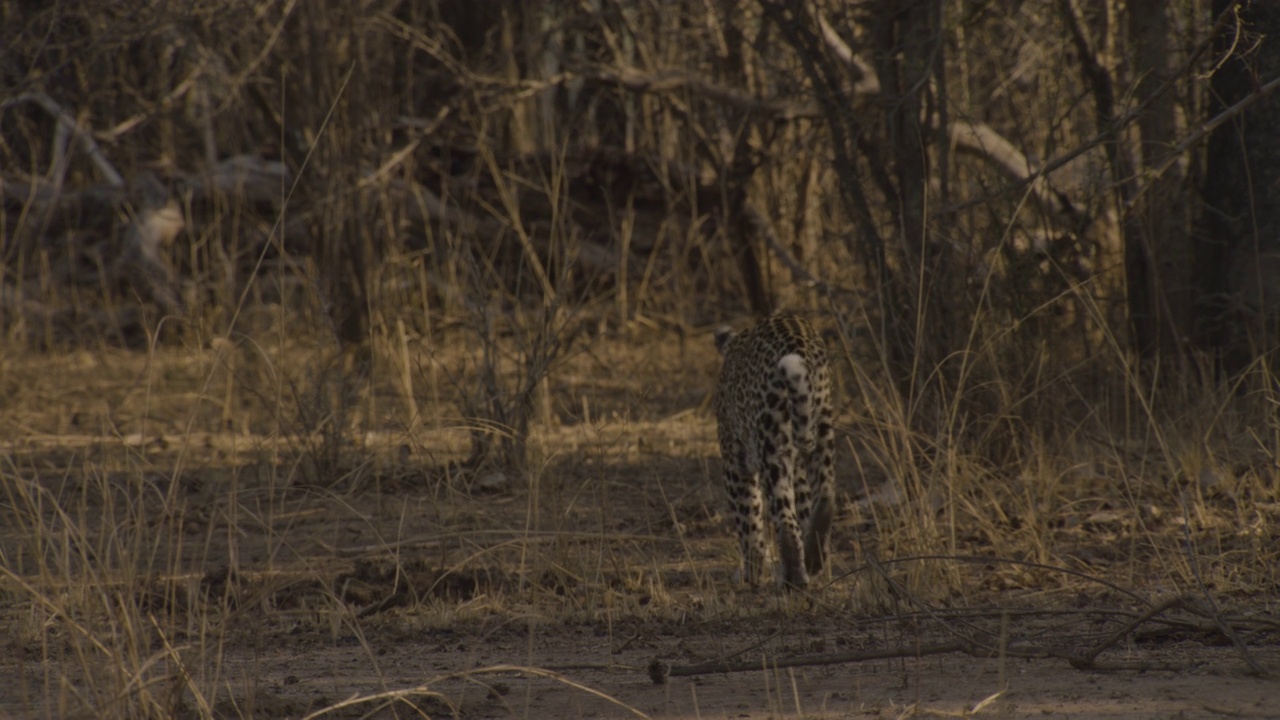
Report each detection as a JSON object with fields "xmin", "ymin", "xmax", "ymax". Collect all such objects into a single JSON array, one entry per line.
[{"xmin": 713, "ymin": 313, "xmax": 836, "ymax": 589}]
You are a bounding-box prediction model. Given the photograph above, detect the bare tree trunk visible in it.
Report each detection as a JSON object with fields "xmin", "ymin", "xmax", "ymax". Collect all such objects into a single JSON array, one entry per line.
[
  {"xmin": 1198, "ymin": 0, "xmax": 1280, "ymax": 371},
  {"xmin": 1062, "ymin": 0, "xmax": 1155, "ymax": 358},
  {"xmin": 1129, "ymin": 0, "xmax": 1193, "ymax": 362},
  {"xmin": 719, "ymin": 0, "xmax": 772, "ymax": 317},
  {"xmin": 873, "ymin": 0, "xmax": 946, "ymax": 387},
  {"xmin": 306, "ymin": 2, "xmax": 372, "ymax": 355},
  {"xmin": 727, "ymin": 181, "xmax": 773, "ymax": 318},
  {"xmin": 756, "ymin": 0, "xmax": 942, "ymax": 397}
]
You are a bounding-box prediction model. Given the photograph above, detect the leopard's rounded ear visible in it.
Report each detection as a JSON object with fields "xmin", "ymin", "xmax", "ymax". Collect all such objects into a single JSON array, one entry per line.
[{"xmin": 714, "ymin": 326, "xmax": 736, "ymax": 355}]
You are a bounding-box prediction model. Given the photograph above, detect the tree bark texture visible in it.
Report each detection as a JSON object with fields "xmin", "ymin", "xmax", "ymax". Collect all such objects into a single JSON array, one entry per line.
[
  {"xmin": 874, "ymin": 0, "xmax": 946, "ymax": 390},
  {"xmin": 1199, "ymin": 0, "xmax": 1280, "ymax": 370},
  {"xmin": 1129, "ymin": 0, "xmax": 1194, "ymax": 362}
]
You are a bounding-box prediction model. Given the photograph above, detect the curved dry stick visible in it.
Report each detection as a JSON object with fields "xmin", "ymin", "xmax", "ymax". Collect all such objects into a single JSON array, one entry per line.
[
  {"xmin": 814, "ymin": 11, "xmax": 880, "ymax": 95},
  {"xmin": 301, "ymin": 665, "xmax": 654, "ymax": 720},
  {"xmin": 650, "ymin": 642, "xmax": 966, "ymax": 684},
  {"xmin": 0, "ymin": 92, "xmax": 124, "ymax": 186},
  {"xmin": 947, "ymin": 120, "xmax": 1079, "ymax": 225}
]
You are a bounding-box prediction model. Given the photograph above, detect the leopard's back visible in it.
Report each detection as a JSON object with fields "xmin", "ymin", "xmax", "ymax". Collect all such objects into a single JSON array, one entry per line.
[
  {"xmin": 715, "ymin": 315, "xmax": 829, "ymax": 466},
  {"xmin": 713, "ymin": 314, "xmax": 835, "ymax": 588}
]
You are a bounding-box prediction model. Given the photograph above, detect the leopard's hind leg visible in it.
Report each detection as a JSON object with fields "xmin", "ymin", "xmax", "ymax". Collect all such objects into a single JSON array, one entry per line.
[
  {"xmin": 723, "ymin": 450, "xmax": 769, "ymax": 586},
  {"xmin": 761, "ymin": 381, "xmax": 807, "ymax": 589},
  {"xmin": 803, "ymin": 409, "xmax": 836, "ymax": 577}
]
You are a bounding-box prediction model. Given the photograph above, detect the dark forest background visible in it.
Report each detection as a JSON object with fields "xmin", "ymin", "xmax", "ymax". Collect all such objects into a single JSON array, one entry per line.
[{"xmin": 4, "ymin": 1, "xmax": 1280, "ymax": 462}]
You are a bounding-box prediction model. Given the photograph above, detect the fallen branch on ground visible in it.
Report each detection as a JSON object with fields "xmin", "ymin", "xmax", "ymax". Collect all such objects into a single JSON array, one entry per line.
[{"xmin": 646, "ymin": 554, "xmax": 1277, "ymax": 684}]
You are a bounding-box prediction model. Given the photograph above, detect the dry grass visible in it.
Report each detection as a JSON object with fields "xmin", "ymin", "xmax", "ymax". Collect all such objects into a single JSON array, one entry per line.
[{"xmin": 2, "ymin": 314, "xmax": 1278, "ymax": 717}]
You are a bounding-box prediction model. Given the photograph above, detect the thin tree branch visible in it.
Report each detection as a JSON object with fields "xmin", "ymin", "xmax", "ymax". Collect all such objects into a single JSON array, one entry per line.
[{"xmin": 1, "ymin": 92, "xmax": 124, "ymax": 186}]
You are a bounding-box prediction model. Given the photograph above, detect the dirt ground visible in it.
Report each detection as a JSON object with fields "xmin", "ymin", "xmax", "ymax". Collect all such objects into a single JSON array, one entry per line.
[
  {"xmin": 204, "ymin": 641, "xmax": 1280, "ymax": 719},
  {"xmin": 2, "ymin": 334, "xmax": 1279, "ymax": 719}
]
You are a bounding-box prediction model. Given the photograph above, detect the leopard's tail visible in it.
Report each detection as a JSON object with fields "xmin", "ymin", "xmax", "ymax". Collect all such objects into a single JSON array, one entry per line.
[{"xmin": 776, "ymin": 353, "xmax": 816, "ymax": 450}]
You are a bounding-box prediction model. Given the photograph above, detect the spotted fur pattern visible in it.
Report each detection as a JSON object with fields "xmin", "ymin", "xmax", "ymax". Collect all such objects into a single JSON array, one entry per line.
[{"xmin": 714, "ymin": 314, "xmax": 835, "ymax": 589}]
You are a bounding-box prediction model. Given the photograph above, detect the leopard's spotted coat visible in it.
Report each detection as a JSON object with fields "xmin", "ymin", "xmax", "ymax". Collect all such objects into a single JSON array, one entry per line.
[{"xmin": 713, "ymin": 314, "xmax": 835, "ymax": 589}]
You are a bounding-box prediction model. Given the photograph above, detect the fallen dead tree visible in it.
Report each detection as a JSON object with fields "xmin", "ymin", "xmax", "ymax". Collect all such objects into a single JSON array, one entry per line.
[
  {"xmin": 1, "ymin": 92, "xmax": 291, "ymax": 346},
  {"xmin": 644, "ymin": 558, "xmax": 1278, "ymax": 684}
]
